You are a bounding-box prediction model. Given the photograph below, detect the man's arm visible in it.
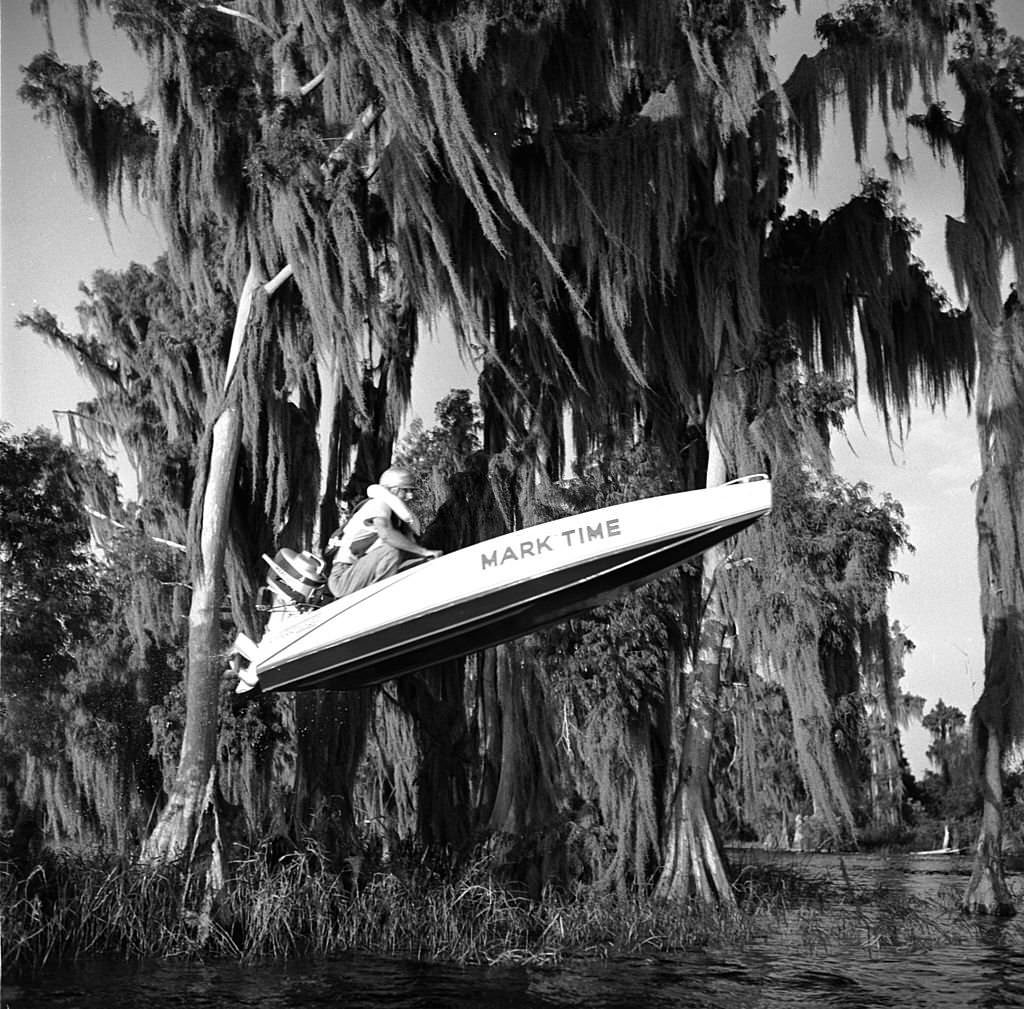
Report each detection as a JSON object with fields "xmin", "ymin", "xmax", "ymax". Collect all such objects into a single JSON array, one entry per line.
[{"xmin": 368, "ymin": 515, "xmax": 441, "ymax": 558}]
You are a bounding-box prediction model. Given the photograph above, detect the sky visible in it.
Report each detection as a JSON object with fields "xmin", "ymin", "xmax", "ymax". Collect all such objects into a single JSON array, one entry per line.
[{"xmin": 2, "ymin": 1, "xmax": 1021, "ymax": 776}]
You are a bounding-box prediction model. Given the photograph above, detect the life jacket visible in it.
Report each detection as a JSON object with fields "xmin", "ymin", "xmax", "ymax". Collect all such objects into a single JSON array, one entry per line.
[
  {"xmin": 322, "ymin": 496, "xmax": 369, "ymax": 565},
  {"xmin": 325, "ymin": 485, "xmax": 418, "ymax": 566}
]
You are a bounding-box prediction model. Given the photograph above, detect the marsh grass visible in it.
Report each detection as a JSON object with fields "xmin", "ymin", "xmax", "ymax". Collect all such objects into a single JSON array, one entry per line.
[{"xmin": 4, "ymin": 845, "xmax": 1017, "ymax": 971}]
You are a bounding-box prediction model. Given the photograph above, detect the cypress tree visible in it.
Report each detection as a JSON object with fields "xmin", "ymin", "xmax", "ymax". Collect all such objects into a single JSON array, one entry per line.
[{"xmin": 909, "ymin": 8, "xmax": 1024, "ymax": 915}]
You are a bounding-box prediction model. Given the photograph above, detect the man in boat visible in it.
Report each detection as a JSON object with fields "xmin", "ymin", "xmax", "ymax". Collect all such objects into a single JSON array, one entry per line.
[{"xmin": 325, "ymin": 465, "xmax": 441, "ymax": 599}]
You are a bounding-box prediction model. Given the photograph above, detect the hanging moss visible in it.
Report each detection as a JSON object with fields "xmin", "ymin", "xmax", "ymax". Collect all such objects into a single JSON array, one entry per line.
[
  {"xmin": 724, "ymin": 462, "xmax": 913, "ymax": 837},
  {"xmin": 714, "ymin": 676, "xmax": 806, "ymax": 846},
  {"xmin": 784, "ymin": 0, "xmax": 949, "ymax": 178},
  {"xmin": 18, "ymin": 53, "xmax": 157, "ymax": 229},
  {"xmin": 354, "ymin": 689, "xmax": 421, "ymax": 850},
  {"xmin": 763, "ymin": 181, "xmax": 975, "ymax": 432}
]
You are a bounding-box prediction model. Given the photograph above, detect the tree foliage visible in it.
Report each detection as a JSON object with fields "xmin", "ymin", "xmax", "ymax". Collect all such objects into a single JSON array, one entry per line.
[
  {"xmin": 919, "ymin": 700, "xmax": 980, "ymax": 822},
  {"xmin": 0, "ymin": 427, "xmax": 177, "ymax": 850},
  {"xmin": 1, "ymin": 427, "xmax": 103, "ymax": 749},
  {"xmin": 19, "ymin": 53, "xmax": 156, "ymax": 228},
  {"xmin": 728, "ymin": 463, "xmax": 911, "ymax": 833}
]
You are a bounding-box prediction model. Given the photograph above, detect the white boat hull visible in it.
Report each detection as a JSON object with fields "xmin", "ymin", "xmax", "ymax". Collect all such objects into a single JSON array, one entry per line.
[{"xmin": 234, "ymin": 475, "xmax": 772, "ymax": 692}]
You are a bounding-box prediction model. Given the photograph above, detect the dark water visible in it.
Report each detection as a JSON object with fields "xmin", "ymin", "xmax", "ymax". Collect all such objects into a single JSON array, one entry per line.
[{"xmin": 6, "ymin": 854, "xmax": 1024, "ymax": 1009}]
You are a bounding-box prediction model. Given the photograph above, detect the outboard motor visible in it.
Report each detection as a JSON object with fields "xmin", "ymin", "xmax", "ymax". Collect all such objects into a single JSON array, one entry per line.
[
  {"xmin": 260, "ymin": 547, "xmax": 327, "ymax": 609},
  {"xmin": 232, "ymin": 548, "xmax": 327, "ymax": 698}
]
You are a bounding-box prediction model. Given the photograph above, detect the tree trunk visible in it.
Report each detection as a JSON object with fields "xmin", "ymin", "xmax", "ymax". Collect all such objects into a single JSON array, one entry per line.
[
  {"xmin": 475, "ymin": 646, "xmax": 503, "ymax": 823},
  {"xmin": 292, "ymin": 689, "xmax": 372, "ymax": 861},
  {"xmin": 654, "ymin": 425, "xmax": 735, "ymax": 907},
  {"xmin": 397, "ymin": 663, "xmax": 472, "ymax": 850},
  {"xmin": 963, "ymin": 719, "xmax": 1015, "ymax": 915},
  {"xmin": 486, "ymin": 642, "xmax": 564, "ymax": 898},
  {"xmin": 654, "ymin": 541, "xmax": 734, "ymax": 905},
  {"xmin": 142, "ymin": 402, "xmax": 242, "ymax": 862},
  {"xmin": 314, "ymin": 345, "xmax": 343, "ymax": 545},
  {"xmin": 964, "ymin": 302, "xmax": 1024, "ymax": 916}
]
